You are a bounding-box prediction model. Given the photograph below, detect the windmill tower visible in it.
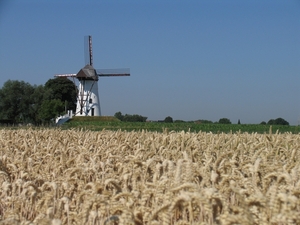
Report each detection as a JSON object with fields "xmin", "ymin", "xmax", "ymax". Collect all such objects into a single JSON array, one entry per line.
[{"xmin": 55, "ymin": 36, "xmax": 130, "ymax": 116}]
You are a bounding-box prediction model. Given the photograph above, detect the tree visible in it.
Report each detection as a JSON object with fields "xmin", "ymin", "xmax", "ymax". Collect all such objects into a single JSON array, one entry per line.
[
  {"xmin": 44, "ymin": 77, "xmax": 77, "ymax": 112},
  {"xmin": 115, "ymin": 112, "xmax": 147, "ymax": 122},
  {"xmin": 238, "ymin": 119, "xmax": 241, "ymax": 124},
  {"xmin": 114, "ymin": 111, "xmax": 124, "ymax": 121},
  {"xmin": 218, "ymin": 118, "xmax": 231, "ymax": 124},
  {"xmin": 38, "ymin": 99, "xmax": 65, "ymax": 122},
  {"xmin": 164, "ymin": 116, "xmax": 173, "ymax": 123},
  {"xmin": 0, "ymin": 78, "xmax": 77, "ymax": 124},
  {"xmin": 274, "ymin": 118, "xmax": 289, "ymax": 125},
  {"xmin": 30, "ymin": 85, "xmax": 47, "ymax": 124},
  {"xmin": 267, "ymin": 118, "xmax": 289, "ymax": 125},
  {"xmin": 123, "ymin": 114, "xmax": 147, "ymax": 122},
  {"xmin": 0, "ymin": 80, "xmax": 35, "ymax": 123}
]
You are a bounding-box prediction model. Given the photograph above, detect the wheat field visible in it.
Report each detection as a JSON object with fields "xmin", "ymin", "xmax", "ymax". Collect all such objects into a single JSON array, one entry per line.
[{"xmin": 0, "ymin": 128, "xmax": 300, "ymax": 225}]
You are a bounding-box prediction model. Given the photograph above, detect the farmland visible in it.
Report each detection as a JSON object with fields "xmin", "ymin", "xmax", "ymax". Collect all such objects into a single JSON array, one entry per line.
[
  {"xmin": 62, "ymin": 117, "xmax": 300, "ymax": 134},
  {"xmin": 1, "ymin": 128, "xmax": 300, "ymax": 224}
]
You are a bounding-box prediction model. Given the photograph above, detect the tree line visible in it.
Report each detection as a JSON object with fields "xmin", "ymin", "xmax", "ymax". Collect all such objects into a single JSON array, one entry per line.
[
  {"xmin": 0, "ymin": 79, "xmax": 76, "ymax": 124},
  {"xmin": 0, "ymin": 79, "xmax": 290, "ymax": 126},
  {"xmin": 114, "ymin": 112, "xmax": 147, "ymax": 122},
  {"xmin": 114, "ymin": 113, "xmax": 290, "ymax": 125}
]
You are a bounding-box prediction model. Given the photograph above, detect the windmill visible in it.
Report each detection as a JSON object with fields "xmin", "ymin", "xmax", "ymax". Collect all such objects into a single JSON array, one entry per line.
[{"xmin": 55, "ymin": 36, "xmax": 130, "ymax": 116}]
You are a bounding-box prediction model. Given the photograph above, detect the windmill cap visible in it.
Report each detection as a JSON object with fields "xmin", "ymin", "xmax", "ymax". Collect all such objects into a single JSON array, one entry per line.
[{"xmin": 76, "ymin": 64, "xmax": 98, "ymax": 80}]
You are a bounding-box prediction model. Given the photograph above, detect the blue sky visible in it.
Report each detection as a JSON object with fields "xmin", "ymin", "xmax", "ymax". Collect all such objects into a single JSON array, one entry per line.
[{"xmin": 1, "ymin": 0, "xmax": 299, "ymax": 124}]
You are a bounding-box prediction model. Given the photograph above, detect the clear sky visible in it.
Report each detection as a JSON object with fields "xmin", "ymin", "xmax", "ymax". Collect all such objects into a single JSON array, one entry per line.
[{"xmin": 1, "ymin": 0, "xmax": 299, "ymax": 124}]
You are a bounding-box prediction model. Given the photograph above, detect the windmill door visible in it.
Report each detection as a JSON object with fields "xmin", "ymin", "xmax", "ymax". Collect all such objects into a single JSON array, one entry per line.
[{"xmin": 91, "ymin": 108, "xmax": 94, "ymax": 116}]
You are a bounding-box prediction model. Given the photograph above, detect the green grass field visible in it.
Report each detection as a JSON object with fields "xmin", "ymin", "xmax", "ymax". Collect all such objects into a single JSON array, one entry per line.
[{"xmin": 62, "ymin": 117, "xmax": 300, "ymax": 134}]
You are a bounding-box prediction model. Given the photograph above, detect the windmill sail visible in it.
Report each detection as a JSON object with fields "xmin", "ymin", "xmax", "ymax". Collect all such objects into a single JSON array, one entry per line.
[
  {"xmin": 54, "ymin": 73, "xmax": 77, "ymax": 77},
  {"xmin": 96, "ymin": 68, "xmax": 130, "ymax": 77},
  {"xmin": 84, "ymin": 35, "xmax": 93, "ymax": 66}
]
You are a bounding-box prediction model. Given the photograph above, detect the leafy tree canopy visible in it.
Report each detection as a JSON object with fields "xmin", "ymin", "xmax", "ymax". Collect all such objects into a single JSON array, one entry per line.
[
  {"xmin": 267, "ymin": 118, "xmax": 289, "ymax": 125},
  {"xmin": 114, "ymin": 112, "xmax": 147, "ymax": 122},
  {"xmin": 0, "ymin": 80, "xmax": 35, "ymax": 123},
  {"xmin": 218, "ymin": 118, "xmax": 232, "ymax": 124},
  {"xmin": 164, "ymin": 116, "xmax": 173, "ymax": 123},
  {"xmin": 44, "ymin": 78, "xmax": 77, "ymax": 111},
  {"xmin": 0, "ymin": 78, "xmax": 77, "ymax": 124},
  {"xmin": 123, "ymin": 114, "xmax": 147, "ymax": 122},
  {"xmin": 38, "ymin": 99, "xmax": 65, "ymax": 121},
  {"xmin": 114, "ymin": 111, "xmax": 124, "ymax": 121}
]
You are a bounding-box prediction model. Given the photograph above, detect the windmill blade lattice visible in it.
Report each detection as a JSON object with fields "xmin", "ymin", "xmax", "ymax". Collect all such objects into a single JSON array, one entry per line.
[
  {"xmin": 96, "ymin": 68, "xmax": 130, "ymax": 77},
  {"xmin": 84, "ymin": 35, "xmax": 93, "ymax": 66}
]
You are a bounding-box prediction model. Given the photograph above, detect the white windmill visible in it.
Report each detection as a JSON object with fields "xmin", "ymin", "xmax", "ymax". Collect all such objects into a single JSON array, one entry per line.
[{"xmin": 55, "ymin": 36, "xmax": 130, "ymax": 117}]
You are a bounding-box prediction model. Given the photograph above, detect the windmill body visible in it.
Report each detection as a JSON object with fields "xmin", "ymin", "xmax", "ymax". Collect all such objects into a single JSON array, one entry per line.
[
  {"xmin": 55, "ymin": 36, "xmax": 130, "ymax": 117},
  {"xmin": 76, "ymin": 77, "xmax": 100, "ymax": 116},
  {"xmin": 75, "ymin": 64, "xmax": 101, "ymax": 116}
]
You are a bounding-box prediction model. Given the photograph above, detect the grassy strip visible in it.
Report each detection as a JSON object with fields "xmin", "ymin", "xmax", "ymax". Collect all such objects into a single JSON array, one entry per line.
[{"xmin": 62, "ymin": 119, "xmax": 300, "ymax": 134}]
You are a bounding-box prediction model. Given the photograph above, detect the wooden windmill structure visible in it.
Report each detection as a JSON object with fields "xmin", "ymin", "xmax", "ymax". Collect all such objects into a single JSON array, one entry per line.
[{"xmin": 55, "ymin": 36, "xmax": 130, "ymax": 116}]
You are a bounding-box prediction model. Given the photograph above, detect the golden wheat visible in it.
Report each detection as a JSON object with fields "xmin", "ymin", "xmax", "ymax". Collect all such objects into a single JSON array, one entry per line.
[{"xmin": 0, "ymin": 128, "xmax": 299, "ymax": 224}]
